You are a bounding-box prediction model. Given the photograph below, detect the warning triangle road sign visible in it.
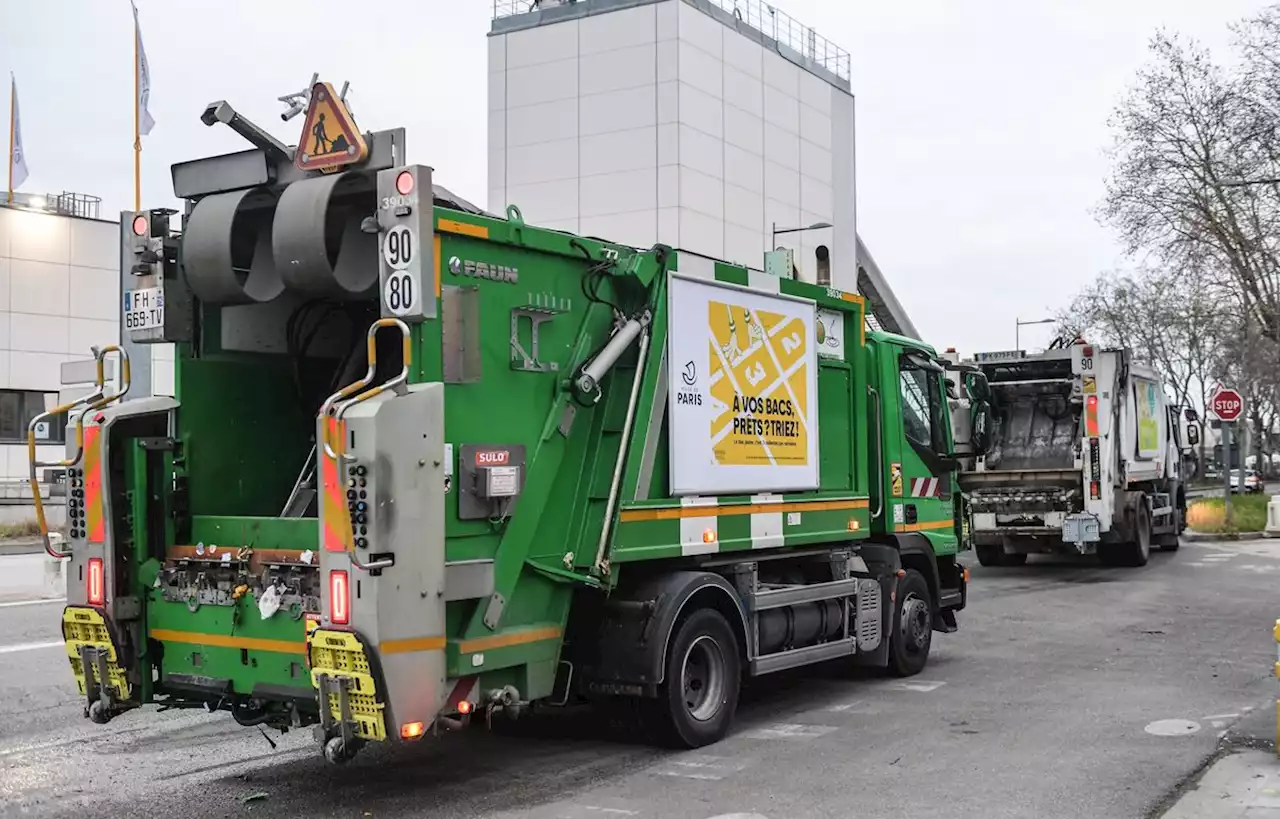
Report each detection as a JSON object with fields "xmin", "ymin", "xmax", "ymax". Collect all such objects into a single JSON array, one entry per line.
[{"xmin": 295, "ymin": 81, "xmax": 369, "ymax": 173}]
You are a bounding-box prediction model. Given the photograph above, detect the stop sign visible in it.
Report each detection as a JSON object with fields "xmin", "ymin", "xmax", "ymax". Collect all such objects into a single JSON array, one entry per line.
[{"xmin": 1211, "ymin": 387, "xmax": 1244, "ymax": 423}]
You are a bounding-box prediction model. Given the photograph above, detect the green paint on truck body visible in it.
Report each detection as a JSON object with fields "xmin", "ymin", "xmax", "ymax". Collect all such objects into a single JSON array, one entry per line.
[{"xmin": 116, "ymin": 201, "xmax": 965, "ymax": 723}]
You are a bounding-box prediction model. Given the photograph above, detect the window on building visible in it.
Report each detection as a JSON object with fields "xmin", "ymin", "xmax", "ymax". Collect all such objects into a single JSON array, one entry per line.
[{"xmin": 0, "ymin": 391, "xmax": 67, "ymax": 444}]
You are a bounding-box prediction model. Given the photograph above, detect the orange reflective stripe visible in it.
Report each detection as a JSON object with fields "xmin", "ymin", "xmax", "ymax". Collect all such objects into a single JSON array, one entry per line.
[
  {"xmin": 83, "ymin": 425, "xmax": 105, "ymax": 543},
  {"xmin": 1085, "ymin": 395, "xmax": 1099, "ymax": 437},
  {"xmin": 320, "ymin": 417, "xmax": 354, "ymax": 553}
]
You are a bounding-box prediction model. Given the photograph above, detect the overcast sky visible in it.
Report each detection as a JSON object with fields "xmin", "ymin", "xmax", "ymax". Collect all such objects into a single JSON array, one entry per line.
[{"xmin": 2, "ymin": 0, "xmax": 1268, "ymax": 354}]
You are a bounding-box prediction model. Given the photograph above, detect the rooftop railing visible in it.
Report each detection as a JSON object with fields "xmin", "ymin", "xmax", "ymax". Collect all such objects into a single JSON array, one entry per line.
[{"xmin": 493, "ymin": 0, "xmax": 850, "ymax": 82}]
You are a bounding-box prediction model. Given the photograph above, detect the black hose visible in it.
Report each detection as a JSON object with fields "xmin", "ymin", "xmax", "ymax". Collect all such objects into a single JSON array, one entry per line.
[{"xmin": 230, "ymin": 701, "xmax": 275, "ymax": 727}]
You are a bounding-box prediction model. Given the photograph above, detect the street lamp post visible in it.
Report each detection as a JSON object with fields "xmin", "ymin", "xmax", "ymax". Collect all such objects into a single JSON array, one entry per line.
[
  {"xmin": 771, "ymin": 221, "xmax": 832, "ymax": 249},
  {"xmin": 1015, "ymin": 317, "xmax": 1055, "ymax": 351}
]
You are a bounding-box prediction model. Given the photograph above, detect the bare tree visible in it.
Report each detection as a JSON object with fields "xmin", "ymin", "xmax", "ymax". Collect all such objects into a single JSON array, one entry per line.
[{"xmin": 1101, "ymin": 27, "xmax": 1280, "ymax": 343}]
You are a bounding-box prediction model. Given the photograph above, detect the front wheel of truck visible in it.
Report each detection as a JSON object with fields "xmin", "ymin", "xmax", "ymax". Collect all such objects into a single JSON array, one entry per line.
[
  {"xmin": 888, "ymin": 569, "xmax": 933, "ymax": 677},
  {"xmin": 651, "ymin": 607, "xmax": 742, "ymax": 749}
]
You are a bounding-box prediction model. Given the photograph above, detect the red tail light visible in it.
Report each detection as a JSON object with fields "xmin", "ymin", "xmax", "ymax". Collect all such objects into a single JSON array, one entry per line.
[
  {"xmin": 329, "ymin": 570, "xmax": 350, "ymax": 625},
  {"xmin": 1085, "ymin": 395, "xmax": 1099, "ymax": 437},
  {"xmin": 87, "ymin": 557, "xmax": 105, "ymax": 606}
]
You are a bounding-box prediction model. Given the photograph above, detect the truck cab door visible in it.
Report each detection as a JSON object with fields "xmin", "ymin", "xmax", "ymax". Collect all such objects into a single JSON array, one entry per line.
[{"xmin": 882, "ymin": 348, "xmax": 960, "ymax": 552}]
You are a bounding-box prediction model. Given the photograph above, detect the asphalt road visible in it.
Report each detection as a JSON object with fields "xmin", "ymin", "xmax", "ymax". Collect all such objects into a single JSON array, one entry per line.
[{"xmin": 1, "ymin": 538, "xmax": 1277, "ymax": 819}]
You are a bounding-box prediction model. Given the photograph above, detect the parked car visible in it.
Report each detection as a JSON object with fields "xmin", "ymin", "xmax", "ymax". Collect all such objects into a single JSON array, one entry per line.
[{"xmin": 1231, "ymin": 469, "xmax": 1264, "ymax": 494}]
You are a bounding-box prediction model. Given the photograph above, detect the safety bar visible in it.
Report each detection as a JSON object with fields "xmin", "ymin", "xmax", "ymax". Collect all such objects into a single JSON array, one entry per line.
[
  {"xmin": 29, "ymin": 346, "xmax": 132, "ymax": 559},
  {"xmin": 317, "ymin": 319, "xmax": 411, "ymax": 572},
  {"xmin": 319, "ymin": 318, "xmax": 412, "ymax": 461}
]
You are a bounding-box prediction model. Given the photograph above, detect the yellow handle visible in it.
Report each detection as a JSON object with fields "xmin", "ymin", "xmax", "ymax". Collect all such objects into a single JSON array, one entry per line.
[
  {"xmin": 29, "ymin": 345, "xmax": 133, "ymax": 559},
  {"xmin": 319, "ymin": 318, "xmax": 412, "ymax": 460}
]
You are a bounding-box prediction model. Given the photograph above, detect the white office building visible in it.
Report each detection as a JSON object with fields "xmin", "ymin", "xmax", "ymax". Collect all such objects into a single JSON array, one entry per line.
[{"xmin": 489, "ymin": 0, "xmax": 857, "ymax": 291}]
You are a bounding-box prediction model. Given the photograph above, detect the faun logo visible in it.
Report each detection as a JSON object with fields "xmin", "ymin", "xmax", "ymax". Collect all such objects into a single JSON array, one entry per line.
[{"xmin": 448, "ymin": 255, "xmax": 519, "ymax": 284}]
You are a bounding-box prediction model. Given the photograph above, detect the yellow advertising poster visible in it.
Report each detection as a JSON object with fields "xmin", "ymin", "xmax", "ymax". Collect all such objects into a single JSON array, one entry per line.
[
  {"xmin": 707, "ymin": 300, "xmax": 809, "ymax": 467},
  {"xmin": 667, "ymin": 272, "xmax": 819, "ymax": 495}
]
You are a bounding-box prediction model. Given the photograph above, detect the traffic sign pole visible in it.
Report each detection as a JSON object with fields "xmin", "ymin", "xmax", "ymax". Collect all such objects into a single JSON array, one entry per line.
[
  {"xmin": 1211, "ymin": 386, "xmax": 1244, "ymax": 528},
  {"xmin": 1223, "ymin": 422, "xmax": 1233, "ymax": 526}
]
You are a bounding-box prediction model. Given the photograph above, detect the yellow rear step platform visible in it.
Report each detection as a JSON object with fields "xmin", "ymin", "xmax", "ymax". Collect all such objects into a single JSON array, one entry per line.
[
  {"xmin": 308, "ymin": 628, "xmax": 387, "ymax": 742},
  {"xmin": 63, "ymin": 606, "xmax": 133, "ymax": 719}
]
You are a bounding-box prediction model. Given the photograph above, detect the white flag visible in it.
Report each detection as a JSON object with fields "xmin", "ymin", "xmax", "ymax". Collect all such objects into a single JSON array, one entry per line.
[
  {"xmin": 133, "ymin": 2, "xmax": 155, "ymax": 136},
  {"xmin": 9, "ymin": 74, "xmax": 28, "ymax": 191}
]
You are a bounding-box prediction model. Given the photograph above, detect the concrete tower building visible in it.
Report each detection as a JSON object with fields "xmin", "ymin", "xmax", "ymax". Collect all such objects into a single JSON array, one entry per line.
[{"xmin": 489, "ymin": 0, "xmax": 857, "ymax": 292}]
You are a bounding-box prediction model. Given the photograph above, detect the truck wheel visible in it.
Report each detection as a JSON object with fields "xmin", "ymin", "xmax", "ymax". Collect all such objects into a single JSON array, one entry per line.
[
  {"xmin": 975, "ymin": 545, "xmax": 1002, "ymax": 566},
  {"xmin": 87, "ymin": 699, "xmax": 112, "ymax": 725},
  {"xmin": 1102, "ymin": 507, "xmax": 1151, "ymax": 567},
  {"xmin": 651, "ymin": 608, "xmax": 741, "ymax": 749},
  {"xmin": 888, "ymin": 569, "xmax": 932, "ymax": 677}
]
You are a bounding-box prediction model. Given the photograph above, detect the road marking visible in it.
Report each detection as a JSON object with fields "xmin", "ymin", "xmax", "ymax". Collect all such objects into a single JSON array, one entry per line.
[
  {"xmin": 579, "ymin": 808, "xmax": 640, "ymax": 816},
  {"xmin": 656, "ymin": 756, "xmax": 749, "ymax": 781},
  {"xmin": 741, "ymin": 722, "xmax": 839, "ymax": 740},
  {"xmin": 0, "ymin": 597, "xmax": 65, "ymax": 609},
  {"xmin": 824, "ymin": 699, "xmax": 871, "ymax": 713},
  {"xmin": 1202, "ymin": 713, "xmax": 1240, "ymax": 721},
  {"xmin": 1144, "ymin": 719, "xmax": 1201, "ymax": 736},
  {"xmin": 0, "ymin": 640, "xmax": 62, "ymax": 655},
  {"xmin": 885, "ymin": 680, "xmax": 947, "ymax": 692}
]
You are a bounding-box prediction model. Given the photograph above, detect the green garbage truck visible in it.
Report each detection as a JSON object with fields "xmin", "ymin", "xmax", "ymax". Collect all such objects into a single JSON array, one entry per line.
[{"xmin": 39, "ymin": 83, "xmax": 973, "ymax": 763}]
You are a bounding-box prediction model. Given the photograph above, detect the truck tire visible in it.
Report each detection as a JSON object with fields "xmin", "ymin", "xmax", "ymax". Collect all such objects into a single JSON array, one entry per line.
[
  {"xmin": 975, "ymin": 545, "xmax": 1027, "ymax": 567},
  {"xmin": 650, "ymin": 607, "xmax": 741, "ymax": 749},
  {"xmin": 1101, "ymin": 506, "xmax": 1151, "ymax": 567},
  {"xmin": 888, "ymin": 569, "xmax": 933, "ymax": 677}
]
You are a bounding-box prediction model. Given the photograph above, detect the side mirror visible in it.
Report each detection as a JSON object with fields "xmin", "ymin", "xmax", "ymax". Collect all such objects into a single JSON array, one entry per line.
[
  {"xmin": 1187, "ymin": 426, "xmax": 1200, "ymax": 446},
  {"xmin": 967, "ymin": 373, "xmax": 991, "ymax": 402}
]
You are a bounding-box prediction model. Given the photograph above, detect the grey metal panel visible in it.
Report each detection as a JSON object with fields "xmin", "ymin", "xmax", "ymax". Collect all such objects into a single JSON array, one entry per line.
[
  {"xmin": 830, "ymin": 90, "xmax": 857, "ymax": 294},
  {"xmin": 855, "ymin": 579, "xmax": 882, "ymax": 651},
  {"xmin": 856, "ymin": 234, "xmax": 920, "ymax": 341},
  {"xmin": 171, "ymin": 129, "xmax": 408, "ymax": 200},
  {"xmin": 375, "ymin": 165, "xmax": 436, "ymax": 322},
  {"xmin": 172, "ymin": 150, "xmax": 271, "ymax": 200},
  {"xmin": 444, "ymin": 560, "xmax": 495, "ymax": 602},
  {"xmin": 634, "ymin": 339, "xmax": 667, "ymax": 500},
  {"xmin": 751, "ymin": 638, "xmax": 856, "ymax": 675},
  {"xmin": 118, "ymin": 213, "xmax": 152, "ymax": 399},
  {"xmin": 441, "ymin": 286, "xmax": 481, "ymax": 383},
  {"xmin": 272, "ymin": 172, "xmax": 378, "ymax": 300},
  {"xmin": 751, "ymin": 578, "xmax": 858, "ymax": 611},
  {"xmin": 457, "ymin": 444, "xmax": 527, "ymax": 520},
  {"xmin": 183, "ymin": 188, "xmax": 284, "ymax": 305},
  {"xmin": 61, "ymin": 359, "xmax": 115, "ymax": 386},
  {"xmin": 327, "ymin": 383, "xmax": 447, "ymax": 729}
]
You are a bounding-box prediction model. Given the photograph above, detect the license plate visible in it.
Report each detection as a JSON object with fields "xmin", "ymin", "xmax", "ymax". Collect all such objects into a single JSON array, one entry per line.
[{"xmin": 123, "ymin": 288, "xmax": 164, "ymax": 331}]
